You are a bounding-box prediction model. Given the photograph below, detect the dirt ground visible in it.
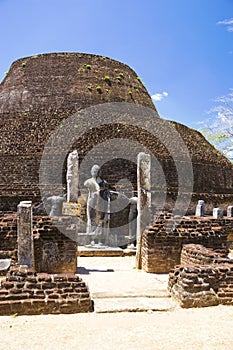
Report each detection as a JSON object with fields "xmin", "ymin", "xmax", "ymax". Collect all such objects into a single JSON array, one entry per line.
[
  {"xmin": 1, "ymin": 256, "xmax": 233, "ymax": 349},
  {"xmin": 0, "ymin": 305, "xmax": 233, "ymax": 350}
]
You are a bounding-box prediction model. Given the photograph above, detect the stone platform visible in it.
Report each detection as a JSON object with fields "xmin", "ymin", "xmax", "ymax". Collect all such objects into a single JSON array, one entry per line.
[
  {"xmin": 0, "ymin": 265, "xmax": 92, "ymax": 315},
  {"xmin": 78, "ymin": 256, "xmax": 177, "ymax": 313},
  {"xmin": 78, "ymin": 245, "xmax": 136, "ymax": 257}
]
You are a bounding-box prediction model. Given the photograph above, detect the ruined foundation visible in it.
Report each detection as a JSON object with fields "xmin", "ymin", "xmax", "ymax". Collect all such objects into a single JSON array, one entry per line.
[
  {"xmin": 141, "ymin": 213, "xmax": 233, "ymax": 273},
  {"xmin": 0, "ymin": 265, "xmax": 91, "ymax": 315},
  {"xmin": 0, "ymin": 204, "xmax": 92, "ymax": 315},
  {"xmin": 169, "ymin": 244, "xmax": 233, "ymax": 308}
]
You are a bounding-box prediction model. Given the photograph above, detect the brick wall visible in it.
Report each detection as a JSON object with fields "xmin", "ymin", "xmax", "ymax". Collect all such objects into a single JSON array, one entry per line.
[
  {"xmin": 0, "ymin": 212, "xmax": 17, "ymax": 260},
  {"xmin": 142, "ymin": 213, "xmax": 233, "ymax": 273},
  {"xmin": 33, "ymin": 216, "xmax": 78, "ymax": 273},
  {"xmin": 169, "ymin": 245, "xmax": 233, "ymax": 308},
  {"xmin": 181, "ymin": 244, "xmax": 230, "ymax": 266},
  {"xmin": 0, "ymin": 265, "xmax": 91, "ymax": 315},
  {"xmin": 0, "ymin": 213, "xmax": 78, "ymax": 272}
]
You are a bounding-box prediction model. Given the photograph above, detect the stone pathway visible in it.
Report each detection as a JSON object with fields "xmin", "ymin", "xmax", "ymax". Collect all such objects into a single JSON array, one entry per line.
[{"xmin": 77, "ymin": 256, "xmax": 178, "ymax": 313}]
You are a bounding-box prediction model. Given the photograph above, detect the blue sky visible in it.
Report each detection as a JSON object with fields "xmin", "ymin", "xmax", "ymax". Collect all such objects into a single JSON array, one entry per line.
[{"xmin": 0, "ymin": 0, "xmax": 233, "ymax": 129}]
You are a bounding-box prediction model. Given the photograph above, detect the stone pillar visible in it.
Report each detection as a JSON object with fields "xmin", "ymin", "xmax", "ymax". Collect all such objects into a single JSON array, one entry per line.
[
  {"xmin": 213, "ymin": 207, "xmax": 223, "ymax": 219},
  {"xmin": 136, "ymin": 152, "xmax": 151, "ymax": 269},
  {"xmin": 128, "ymin": 197, "xmax": 138, "ymax": 240},
  {"xmin": 17, "ymin": 201, "xmax": 34, "ymax": 267},
  {"xmin": 195, "ymin": 200, "xmax": 205, "ymax": 217},
  {"xmin": 67, "ymin": 150, "xmax": 79, "ymax": 202},
  {"xmin": 227, "ymin": 206, "xmax": 233, "ymax": 217}
]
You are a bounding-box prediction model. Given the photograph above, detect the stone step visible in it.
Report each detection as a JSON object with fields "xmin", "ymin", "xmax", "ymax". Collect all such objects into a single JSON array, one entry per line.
[
  {"xmin": 93, "ymin": 297, "xmax": 178, "ymax": 313},
  {"xmin": 91, "ymin": 290, "xmax": 169, "ymax": 299},
  {"xmin": 78, "ymin": 246, "xmax": 136, "ymax": 257}
]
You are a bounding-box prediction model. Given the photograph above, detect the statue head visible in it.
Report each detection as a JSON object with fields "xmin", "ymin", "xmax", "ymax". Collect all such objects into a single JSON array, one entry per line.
[{"xmin": 91, "ymin": 164, "xmax": 100, "ymax": 178}]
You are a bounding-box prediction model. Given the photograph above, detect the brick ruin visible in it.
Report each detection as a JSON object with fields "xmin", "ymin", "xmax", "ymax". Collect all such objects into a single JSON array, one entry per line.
[
  {"xmin": 0, "ymin": 204, "xmax": 91, "ymax": 315},
  {"xmin": 1, "ymin": 206, "xmax": 233, "ymax": 311},
  {"xmin": 0, "ymin": 53, "xmax": 233, "ymax": 212},
  {"xmin": 141, "ymin": 213, "xmax": 233, "ymax": 273},
  {"xmin": 168, "ymin": 244, "xmax": 233, "ymax": 308},
  {"xmin": 0, "ymin": 212, "xmax": 78, "ymax": 267},
  {"xmin": 0, "ymin": 266, "xmax": 91, "ymax": 315},
  {"xmin": 1, "ymin": 52, "xmax": 233, "ymax": 312},
  {"xmin": 0, "ymin": 212, "xmax": 17, "ymax": 261},
  {"xmin": 140, "ymin": 212, "xmax": 233, "ymax": 308}
]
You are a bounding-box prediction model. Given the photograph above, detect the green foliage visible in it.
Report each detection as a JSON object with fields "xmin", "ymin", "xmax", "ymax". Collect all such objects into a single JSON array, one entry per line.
[
  {"xmin": 199, "ymin": 89, "xmax": 233, "ymax": 159},
  {"xmin": 86, "ymin": 85, "xmax": 92, "ymax": 91},
  {"xmin": 201, "ymin": 129, "xmax": 228, "ymax": 143},
  {"xmin": 4, "ymin": 71, "xmax": 8, "ymax": 75},
  {"xmin": 96, "ymin": 86, "xmax": 102, "ymax": 92},
  {"xmin": 128, "ymin": 90, "xmax": 133, "ymax": 95},
  {"xmin": 84, "ymin": 64, "xmax": 91, "ymax": 69},
  {"xmin": 137, "ymin": 76, "xmax": 142, "ymax": 81},
  {"xmin": 104, "ymin": 75, "xmax": 110, "ymax": 81},
  {"xmin": 21, "ymin": 62, "xmax": 26, "ymax": 67}
]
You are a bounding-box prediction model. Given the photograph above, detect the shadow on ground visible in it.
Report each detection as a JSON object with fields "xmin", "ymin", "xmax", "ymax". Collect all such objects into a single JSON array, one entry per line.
[{"xmin": 77, "ymin": 267, "xmax": 114, "ymax": 275}]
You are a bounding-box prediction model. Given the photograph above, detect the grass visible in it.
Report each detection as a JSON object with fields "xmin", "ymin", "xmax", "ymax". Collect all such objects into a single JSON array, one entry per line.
[
  {"xmin": 86, "ymin": 85, "xmax": 93, "ymax": 91},
  {"xmin": 96, "ymin": 86, "xmax": 102, "ymax": 93},
  {"xmin": 84, "ymin": 64, "xmax": 91, "ymax": 70}
]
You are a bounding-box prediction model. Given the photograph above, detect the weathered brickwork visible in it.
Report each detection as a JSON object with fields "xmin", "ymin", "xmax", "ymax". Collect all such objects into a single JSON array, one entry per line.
[
  {"xmin": 142, "ymin": 213, "xmax": 233, "ymax": 273},
  {"xmin": 33, "ymin": 216, "xmax": 78, "ymax": 273},
  {"xmin": 0, "ymin": 53, "xmax": 233, "ymax": 211},
  {"xmin": 0, "ymin": 213, "xmax": 78, "ymax": 271},
  {"xmin": 0, "ymin": 212, "xmax": 17, "ymax": 260},
  {"xmin": 169, "ymin": 245, "xmax": 233, "ymax": 308},
  {"xmin": 0, "ymin": 265, "xmax": 91, "ymax": 315},
  {"xmin": 180, "ymin": 244, "xmax": 230, "ymax": 266}
]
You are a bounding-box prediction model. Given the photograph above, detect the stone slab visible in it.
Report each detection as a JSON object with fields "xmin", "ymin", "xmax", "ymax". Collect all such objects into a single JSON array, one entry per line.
[
  {"xmin": 94, "ymin": 297, "xmax": 177, "ymax": 313},
  {"xmin": 78, "ymin": 246, "xmax": 136, "ymax": 257},
  {"xmin": 0, "ymin": 259, "xmax": 11, "ymax": 275},
  {"xmin": 78, "ymin": 246, "xmax": 124, "ymax": 257},
  {"xmin": 78, "ymin": 256, "xmax": 169, "ymax": 299}
]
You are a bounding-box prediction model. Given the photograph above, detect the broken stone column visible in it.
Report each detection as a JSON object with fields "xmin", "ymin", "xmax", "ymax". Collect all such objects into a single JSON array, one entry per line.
[
  {"xmin": 195, "ymin": 200, "xmax": 205, "ymax": 217},
  {"xmin": 227, "ymin": 205, "xmax": 233, "ymax": 217},
  {"xmin": 17, "ymin": 201, "xmax": 34, "ymax": 267},
  {"xmin": 213, "ymin": 207, "xmax": 223, "ymax": 219},
  {"xmin": 136, "ymin": 152, "xmax": 151, "ymax": 269},
  {"xmin": 67, "ymin": 150, "xmax": 79, "ymax": 202}
]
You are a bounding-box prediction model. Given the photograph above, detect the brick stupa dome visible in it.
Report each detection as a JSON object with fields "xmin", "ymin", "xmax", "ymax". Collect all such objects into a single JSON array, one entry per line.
[{"xmin": 0, "ymin": 52, "xmax": 233, "ymax": 211}]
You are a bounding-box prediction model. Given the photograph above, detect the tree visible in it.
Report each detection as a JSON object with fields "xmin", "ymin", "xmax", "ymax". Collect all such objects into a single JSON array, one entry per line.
[{"xmin": 200, "ymin": 89, "xmax": 233, "ymax": 161}]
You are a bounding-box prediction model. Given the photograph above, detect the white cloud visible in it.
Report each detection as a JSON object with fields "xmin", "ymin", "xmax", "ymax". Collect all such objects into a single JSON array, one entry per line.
[
  {"xmin": 151, "ymin": 91, "xmax": 168, "ymax": 102},
  {"xmin": 217, "ymin": 18, "xmax": 233, "ymax": 32}
]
